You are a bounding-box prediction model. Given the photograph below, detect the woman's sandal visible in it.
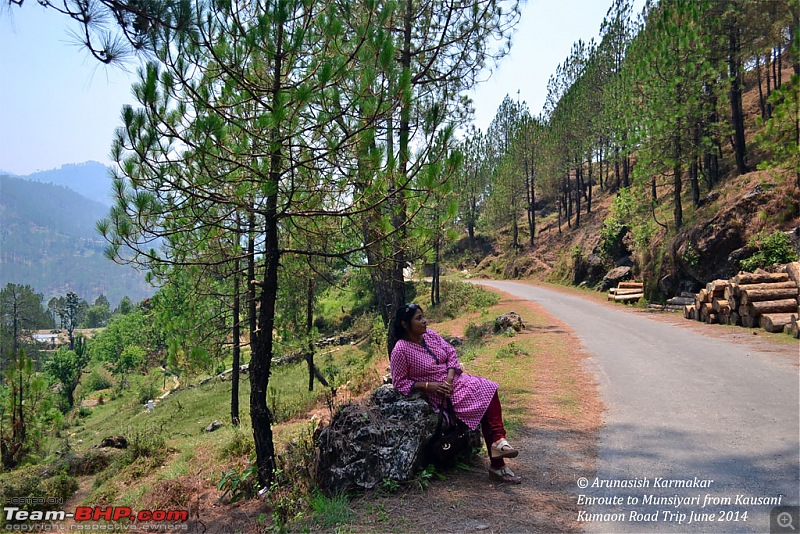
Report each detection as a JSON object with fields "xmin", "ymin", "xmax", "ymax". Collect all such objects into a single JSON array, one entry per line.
[
  {"xmin": 490, "ymin": 438, "xmax": 519, "ymax": 459},
  {"xmin": 487, "ymin": 465, "xmax": 522, "ymax": 484}
]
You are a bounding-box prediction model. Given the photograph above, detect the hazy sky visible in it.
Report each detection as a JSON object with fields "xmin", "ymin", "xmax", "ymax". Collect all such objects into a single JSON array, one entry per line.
[{"xmin": 0, "ymin": 1, "xmax": 643, "ymax": 176}]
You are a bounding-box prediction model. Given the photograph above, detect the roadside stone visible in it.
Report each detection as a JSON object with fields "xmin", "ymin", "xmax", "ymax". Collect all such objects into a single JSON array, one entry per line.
[
  {"xmin": 314, "ymin": 385, "xmax": 436, "ymax": 493},
  {"xmin": 599, "ymin": 266, "xmax": 632, "ymax": 292},
  {"xmin": 495, "ymin": 312, "xmax": 524, "ymax": 332},
  {"xmin": 205, "ymin": 420, "xmax": 224, "ymax": 433}
]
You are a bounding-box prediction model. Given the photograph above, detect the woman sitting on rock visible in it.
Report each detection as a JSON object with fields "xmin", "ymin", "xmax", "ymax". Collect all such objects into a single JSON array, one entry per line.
[{"xmin": 389, "ymin": 303, "xmax": 522, "ymax": 484}]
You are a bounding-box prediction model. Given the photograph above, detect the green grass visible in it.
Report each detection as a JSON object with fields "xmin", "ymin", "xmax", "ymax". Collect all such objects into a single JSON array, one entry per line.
[{"xmin": 40, "ymin": 339, "xmax": 384, "ymax": 515}]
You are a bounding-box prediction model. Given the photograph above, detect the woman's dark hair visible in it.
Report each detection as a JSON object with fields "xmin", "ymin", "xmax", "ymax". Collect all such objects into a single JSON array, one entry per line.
[{"xmin": 388, "ymin": 303, "xmax": 423, "ymax": 354}]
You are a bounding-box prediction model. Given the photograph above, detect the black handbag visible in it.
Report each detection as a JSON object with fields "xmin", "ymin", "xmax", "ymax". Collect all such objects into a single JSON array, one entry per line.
[{"xmin": 427, "ymin": 398, "xmax": 471, "ymax": 466}]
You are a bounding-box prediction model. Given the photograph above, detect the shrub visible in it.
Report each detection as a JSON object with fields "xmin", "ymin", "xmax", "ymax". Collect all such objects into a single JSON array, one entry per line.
[
  {"xmin": 218, "ymin": 460, "xmax": 260, "ymax": 504},
  {"xmin": 419, "ymin": 281, "xmax": 499, "ymax": 322},
  {"xmin": 599, "ymin": 188, "xmax": 634, "ymax": 259},
  {"xmin": 219, "ymin": 428, "xmax": 255, "ymax": 459},
  {"xmin": 136, "ymin": 379, "xmax": 160, "ymax": 406},
  {"xmin": 0, "ymin": 466, "xmax": 78, "ymax": 526},
  {"xmin": 739, "ymin": 230, "xmax": 799, "ymax": 271}
]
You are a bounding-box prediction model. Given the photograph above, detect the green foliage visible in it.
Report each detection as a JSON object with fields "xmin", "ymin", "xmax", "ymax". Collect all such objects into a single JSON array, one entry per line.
[
  {"xmin": 496, "ymin": 342, "xmax": 528, "ymax": 359},
  {"xmin": 368, "ymin": 315, "xmax": 387, "ymax": 358},
  {"xmin": 0, "ymin": 349, "xmax": 59, "ymax": 468},
  {"xmin": 414, "ymin": 463, "xmax": 442, "ymax": 490},
  {"xmin": 417, "ymin": 281, "xmax": 499, "ymax": 322},
  {"xmin": 91, "ymin": 428, "xmax": 169, "ymax": 491},
  {"xmin": 267, "ymin": 469, "xmax": 307, "ymax": 533},
  {"xmin": 0, "ymin": 283, "xmax": 52, "ymax": 359},
  {"xmin": 756, "ymin": 76, "xmax": 800, "ymax": 178},
  {"xmin": 680, "ymin": 243, "xmax": 700, "ymax": 268},
  {"xmin": 380, "ymin": 477, "xmax": 400, "ymax": 493},
  {"xmin": 309, "ymin": 490, "xmax": 353, "ymax": 527},
  {"xmin": 45, "ymin": 344, "xmax": 90, "ymax": 410},
  {"xmin": 219, "ymin": 428, "xmax": 255, "ymax": 459},
  {"xmin": 218, "ymin": 460, "xmax": 260, "ymax": 503},
  {"xmin": 0, "ymin": 465, "xmax": 78, "ymax": 527},
  {"xmin": 135, "ymin": 374, "xmax": 161, "ymax": 405},
  {"xmin": 124, "ymin": 429, "xmax": 168, "ymax": 464},
  {"xmin": 115, "ymin": 345, "xmax": 147, "ymax": 388},
  {"xmin": 739, "ymin": 230, "xmax": 799, "ymax": 271},
  {"xmin": 464, "ymin": 322, "xmax": 491, "ymax": 343},
  {"xmin": 83, "ymin": 366, "xmax": 115, "ymax": 392},
  {"xmin": 89, "ymin": 308, "xmax": 162, "ymax": 367},
  {"xmin": 599, "ymin": 188, "xmax": 634, "ymax": 259},
  {"xmin": 315, "ymin": 274, "xmax": 377, "ymax": 334}
]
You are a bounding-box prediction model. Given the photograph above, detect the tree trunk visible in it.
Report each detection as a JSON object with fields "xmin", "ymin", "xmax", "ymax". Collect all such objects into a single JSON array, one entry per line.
[
  {"xmin": 791, "ymin": 16, "xmax": 799, "ymax": 76},
  {"xmin": 756, "ymin": 55, "xmax": 766, "ymax": 119},
  {"xmin": 673, "ymin": 136, "xmax": 683, "ymax": 229},
  {"xmin": 250, "ymin": 19, "xmax": 284, "ymax": 489},
  {"xmin": 574, "ymin": 167, "xmax": 581, "ymax": 228},
  {"xmin": 231, "ymin": 245, "xmax": 240, "ymax": 427},
  {"xmin": 691, "ymin": 126, "xmax": 700, "ymax": 206},
  {"xmin": 728, "ymin": 19, "xmax": 749, "ymax": 174},
  {"xmin": 390, "ymin": 0, "xmax": 414, "ymax": 326},
  {"xmin": 586, "ymin": 152, "xmax": 592, "ymax": 215},
  {"xmin": 431, "ymin": 234, "xmax": 440, "ymax": 307},
  {"xmin": 248, "ymin": 211, "xmax": 257, "ymax": 352}
]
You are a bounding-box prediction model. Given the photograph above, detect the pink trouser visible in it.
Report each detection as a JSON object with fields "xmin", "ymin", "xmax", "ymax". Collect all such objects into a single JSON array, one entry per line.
[{"xmin": 480, "ymin": 391, "xmax": 507, "ymax": 468}]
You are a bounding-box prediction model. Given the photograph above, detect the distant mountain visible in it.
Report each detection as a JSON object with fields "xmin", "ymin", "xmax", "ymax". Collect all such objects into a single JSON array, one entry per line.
[
  {"xmin": 25, "ymin": 161, "xmax": 114, "ymax": 207},
  {"xmin": 0, "ymin": 175, "xmax": 154, "ymax": 307}
]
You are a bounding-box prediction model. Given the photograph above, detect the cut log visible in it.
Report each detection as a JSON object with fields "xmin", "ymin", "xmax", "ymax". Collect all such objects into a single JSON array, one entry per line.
[
  {"xmin": 760, "ymin": 313, "xmax": 798, "ymax": 333},
  {"xmin": 711, "ymin": 298, "xmax": 730, "ymax": 314},
  {"xmin": 611, "ymin": 287, "xmax": 646, "ymax": 295},
  {"xmin": 742, "ymin": 314, "xmax": 758, "ymax": 328},
  {"xmin": 607, "ymin": 287, "xmax": 643, "ymax": 300},
  {"xmin": 729, "ymin": 311, "xmax": 741, "ymax": 326},
  {"xmin": 618, "ymin": 281, "xmax": 644, "ymax": 289},
  {"xmin": 705, "ymin": 311, "xmax": 719, "ymax": 324},
  {"xmin": 732, "ymin": 272, "xmax": 790, "ymax": 285},
  {"xmin": 726, "ymin": 281, "xmax": 798, "ymax": 301},
  {"xmin": 613, "ymin": 292, "xmax": 643, "ymax": 303},
  {"xmin": 783, "ymin": 262, "xmax": 800, "ymax": 288},
  {"xmin": 739, "ymin": 287, "xmax": 800, "ymax": 305},
  {"xmin": 786, "ymin": 315, "xmax": 800, "ymax": 339},
  {"xmin": 741, "ymin": 299, "xmax": 799, "ymax": 316},
  {"xmin": 683, "ymin": 305, "xmax": 693, "ymax": 319},
  {"xmin": 668, "ymin": 296, "xmax": 695, "ymax": 306},
  {"xmin": 727, "ymin": 295, "xmax": 738, "ymax": 311},
  {"xmin": 706, "ymin": 279, "xmax": 730, "ymax": 297},
  {"xmin": 697, "ymin": 288, "xmax": 709, "ymax": 302}
]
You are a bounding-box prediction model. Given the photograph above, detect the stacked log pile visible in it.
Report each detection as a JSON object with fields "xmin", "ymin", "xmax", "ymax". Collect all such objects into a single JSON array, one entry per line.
[
  {"xmin": 683, "ymin": 263, "xmax": 800, "ymax": 337},
  {"xmin": 607, "ymin": 281, "xmax": 644, "ymax": 303}
]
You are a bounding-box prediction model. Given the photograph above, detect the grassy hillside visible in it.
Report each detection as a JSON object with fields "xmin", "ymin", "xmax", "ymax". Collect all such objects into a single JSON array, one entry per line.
[{"xmin": 466, "ymin": 66, "xmax": 800, "ymax": 298}]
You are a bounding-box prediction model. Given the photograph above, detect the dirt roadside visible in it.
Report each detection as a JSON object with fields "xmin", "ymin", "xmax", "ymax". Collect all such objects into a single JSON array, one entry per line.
[{"xmin": 343, "ymin": 289, "xmax": 604, "ymax": 533}]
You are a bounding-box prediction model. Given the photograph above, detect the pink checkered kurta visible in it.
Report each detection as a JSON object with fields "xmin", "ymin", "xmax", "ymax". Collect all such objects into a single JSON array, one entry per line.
[{"xmin": 390, "ymin": 329, "xmax": 498, "ymax": 430}]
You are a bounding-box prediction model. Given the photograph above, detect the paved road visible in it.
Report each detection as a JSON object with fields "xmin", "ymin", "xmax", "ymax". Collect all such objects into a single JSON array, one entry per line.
[{"xmin": 473, "ymin": 280, "xmax": 799, "ymax": 533}]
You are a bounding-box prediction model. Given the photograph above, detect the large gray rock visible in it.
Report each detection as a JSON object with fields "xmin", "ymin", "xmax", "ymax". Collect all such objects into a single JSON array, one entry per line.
[
  {"xmin": 314, "ymin": 385, "xmax": 444, "ymax": 493},
  {"xmin": 599, "ymin": 265, "xmax": 633, "ymax": 292}
]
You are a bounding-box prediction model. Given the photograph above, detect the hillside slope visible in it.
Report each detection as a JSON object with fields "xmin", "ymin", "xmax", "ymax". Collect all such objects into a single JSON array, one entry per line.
[{"xmin": 0, "ymin": 175, "xmax": 153, "ymax": 306}]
